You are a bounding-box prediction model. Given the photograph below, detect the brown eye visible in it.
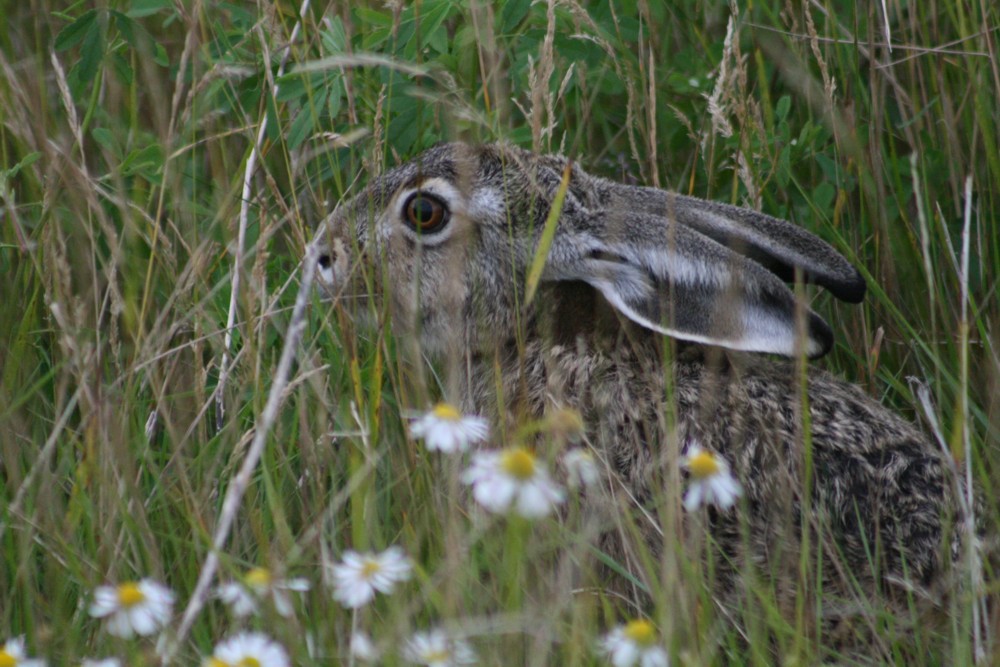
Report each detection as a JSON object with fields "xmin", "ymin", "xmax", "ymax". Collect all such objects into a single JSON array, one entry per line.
[{"xmin": 403, "ymin": 192, "xmax": 449, "ymax": 234}]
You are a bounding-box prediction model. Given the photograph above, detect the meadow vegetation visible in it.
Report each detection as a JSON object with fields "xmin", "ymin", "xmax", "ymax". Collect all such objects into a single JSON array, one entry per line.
[{"xmin": 1, "ymin": 0, "xmax": 998, "ymax": 664}]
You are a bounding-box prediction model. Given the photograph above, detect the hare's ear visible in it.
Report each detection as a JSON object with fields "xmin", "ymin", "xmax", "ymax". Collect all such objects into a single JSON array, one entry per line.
[
  {"xmin": 641, "ymin": 193, "xmax": 866, "ymax": 303},
  {"xmin": 544, "ymin": 212, "xmax": 844, "ymax": 357}
]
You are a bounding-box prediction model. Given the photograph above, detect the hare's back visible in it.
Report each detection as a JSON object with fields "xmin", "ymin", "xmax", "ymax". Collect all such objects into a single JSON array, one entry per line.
[{"xmin": 675, "ymin": 358, "xmax": 957, "ymax": 586}]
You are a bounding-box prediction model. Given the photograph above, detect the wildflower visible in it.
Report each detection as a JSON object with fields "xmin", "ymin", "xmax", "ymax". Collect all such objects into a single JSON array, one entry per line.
[
  {"xmin": 350, "ymin": 631, "xmax": 379, "ymax": 662},
  {"xmin": 462, "ymin": 447, "xmax": 565, "ymax": 519},
  {"xmin": 681, "ymin": 443, "xmax": 742, "ymax": 511},
  {"xmin": 403, "ymin": 629, "xmax": 476, "ymax": 667},
  {"xmin": 331, "ymin": 546, "xmax": 412, "ymax": 609},
  {"xmin": 215, "ymin": 567, "xmax": 310, "ymax": 617},
  {"xmin": 562, "ymin": 447, "xmax": 600, "ymax": 489},
  {"xmin": 0, "ymin": 637, "xmax": 46, "ymax": 667},
  {"xmin": 88, "ymin": 579, "xmax": 174, "ymax": 638},
  {"xmin": 204, "ymin": 632, "xmax": 289, "ymax": 667},
  {"xmin": 600, "ymin": 619, "xmax": 669, "ymax": 667},
  {"xmin": 409, "ymin": 403, "xmax": 489, "ymax": 453},
  {"xmin": 81, "ymin": 660, "xmax": 121, "ymax": 667}
]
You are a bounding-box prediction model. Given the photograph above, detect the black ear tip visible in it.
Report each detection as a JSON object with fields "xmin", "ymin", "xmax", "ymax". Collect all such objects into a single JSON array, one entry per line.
[
  {"xmin": 810, "ymin": 266, "xmax": 866, "ymax": 303},
  {"xmin": 837, "ymin": 268, "xmax": 867, "ymax": 304},
  {"xmin": 808, "ymin": 313, "xmax": 835, "ymax": 359}
]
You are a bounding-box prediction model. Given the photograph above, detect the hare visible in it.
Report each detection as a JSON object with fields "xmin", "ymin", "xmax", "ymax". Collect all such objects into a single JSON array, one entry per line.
[{"xmin": 312, "ymin": 142, "xmax": 980, "ymax": 644}]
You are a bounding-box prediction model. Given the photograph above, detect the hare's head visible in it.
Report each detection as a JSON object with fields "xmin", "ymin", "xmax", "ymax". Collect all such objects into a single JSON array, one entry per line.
[{"xmin": 312, "ymin": 142, "xmax": 865, "ymax": 359}]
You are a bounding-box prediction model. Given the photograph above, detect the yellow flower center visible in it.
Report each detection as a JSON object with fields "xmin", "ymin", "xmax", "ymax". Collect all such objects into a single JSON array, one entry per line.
[
  {"xmin": 422, "ymin": 649, "xmax": 451, "ymax": 662},
  {"xmin": 237, "ymin": 659, "xmax": 261, "ymax": 667},
  {"xmin": 206, "ymin": 659, "xmax": 230, "ymax": 667},
  {"xmin": 623, "ymin": 619, "xmax": 657, "ymax": 647},
  {"xmin": 686, "ymin": 450, "xmax": 721, "ymax": 479},
  {"xmin": 361, "ymin": 559, "xmax": 382, "ymax": 579},
  {"xmin": 244, "ymin": 567, "xmax": 272, "ymax": 588},
  {"xmin": 117, "ymin": 582, "xmax": 146, "ymax": 608},
  {"xmin": 431, "ymin": 403, "xmax": 461, "ymax": 421},
  {"xmin": 500, "ymin": 447, "xmax": 537, "ymax": 480},
  {"xmin": 0, "ymin": 650, "xmax": 17, "ymax": 667}
]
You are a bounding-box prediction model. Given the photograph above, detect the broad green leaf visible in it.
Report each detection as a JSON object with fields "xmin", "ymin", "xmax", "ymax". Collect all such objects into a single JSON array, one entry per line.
[
  {"xmin": 54, "ymin": 9, "xmax": 98, "ymax": 51},
  {"xmin": 126, "ymin": 0, "xmax": 171, "ymax": 18},
  {"xmin": 287, "ymin": 107, "xmax": 316, "ymax": 150},
  {"xmin": 91, "ymin": 127, "xmax": 119, "ymax": 155},
  {"xmin": 776, "ymin": 95, "xmax": 791, "ymax": 122},
  {"xmin": 109, "ymin": 51, "xmax": 134, "ymax": 85},
  {"xmin": 77, "ymin": 19, "xmax": 105, "ymax": 85}
]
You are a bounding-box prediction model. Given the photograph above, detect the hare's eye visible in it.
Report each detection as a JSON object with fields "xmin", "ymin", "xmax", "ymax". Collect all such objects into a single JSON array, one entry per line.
[{"xmin": 403, "ymin": 192, "xmax": 449, "ymax": 234}]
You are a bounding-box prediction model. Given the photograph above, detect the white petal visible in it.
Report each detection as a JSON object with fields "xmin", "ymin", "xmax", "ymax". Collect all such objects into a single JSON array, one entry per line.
[
  {"xmin": 515, "ymin": 483, "xmax": 555, "ymax": 518},
  {"xmin": 640, "ymin": 647, "xmax": 670, "ymax": 667},
  {"xmin": 281, "ymin": 577, "xmax": 311, "ymax": 592},
  {"xmin": 105, "ymin": 611, "xmax": 134, "ymax": 638},
  {"xmin": 350, "ymin": 632, "xmax": 379, "ymax": 661},
  {"xmin": 88, "ymin": 588, "xmax": 119, "ymax": 618},
  {"xmin": 128, "ymin": 606, "xmax": 158, "ymax": 636},
  {"xmin": 2, "ymin": 638, "xmax": 27, "ymax": 659},
  {"xmin": 474, "ymin": 476, "xmax": 517, "ymax": 513},
  {"xmin": 683, "ymin": 484, "xmax": 704, "ymax": 512}
]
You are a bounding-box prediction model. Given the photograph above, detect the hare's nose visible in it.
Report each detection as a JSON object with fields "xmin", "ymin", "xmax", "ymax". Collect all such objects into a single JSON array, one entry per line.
[
  {"xmin": 312, "ymin": 237, "xmax": 347, "ymax": 288},
  {"xmin": 315, "ymin": 249, "xmax": 335, "ymax": 286}
]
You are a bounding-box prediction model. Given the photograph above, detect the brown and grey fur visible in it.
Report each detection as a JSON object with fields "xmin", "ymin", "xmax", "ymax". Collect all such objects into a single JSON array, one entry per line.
[{"xmin": 312, "ymin": 143, "xmax": 984, "ymax": 651}]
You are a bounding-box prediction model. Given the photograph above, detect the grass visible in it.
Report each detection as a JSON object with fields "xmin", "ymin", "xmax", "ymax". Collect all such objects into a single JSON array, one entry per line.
[{"xmin": 1, "ymin": 0, "xmax": 998, "ymax": 664}]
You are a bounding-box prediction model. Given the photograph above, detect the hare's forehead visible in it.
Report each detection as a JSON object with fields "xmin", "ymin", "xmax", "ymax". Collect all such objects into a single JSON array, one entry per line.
[{"xmin": 354, "ymin": 170, "xmax": 506, "ymax": 222}]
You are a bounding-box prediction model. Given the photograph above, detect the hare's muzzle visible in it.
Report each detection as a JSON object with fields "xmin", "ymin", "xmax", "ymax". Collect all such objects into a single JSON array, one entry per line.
[
  {"xmin": 311, "ymin": 236, "xmax": 378, "ymax": 312},
  {"xmin": 311, "ymin": 236, "xmax": 349, "ymax": 299}
]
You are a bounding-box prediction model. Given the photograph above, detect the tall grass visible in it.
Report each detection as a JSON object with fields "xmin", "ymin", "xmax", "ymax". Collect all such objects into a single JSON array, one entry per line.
[{"xmin": 1, "ymin": 0, "xmax": 997, "ymax": 664}]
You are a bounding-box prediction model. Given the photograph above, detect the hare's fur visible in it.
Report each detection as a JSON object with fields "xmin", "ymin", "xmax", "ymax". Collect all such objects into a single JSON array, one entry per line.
[{"xmin": 314, "ymin": 142, "xmax": 982, "ymax": 645}]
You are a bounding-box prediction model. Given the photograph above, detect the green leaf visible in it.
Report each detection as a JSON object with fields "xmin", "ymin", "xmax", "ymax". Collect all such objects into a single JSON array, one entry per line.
[
  {"xmin": 500, "ymin": 0, "xmax": 532, "ymax": 33},
  {"xmin": 775, "ymin": 95, "xmax": 791, "ymax": 122},
  {"xmin": 121, "ymin": 143, "xmax": 164, "ymax": 182},
  {"xmin": 111, "ymin": 11, "xmax": 168, "ymax": 67},
  {"xmin": 54, "ymin": 10, "xmax": 98, "ymax": 51},
  {"xmin": 77, "ymin": 19, "xmax": 105, "ymax": 85},
  {"xmin": 111, "ymin": 11, "xmax": 138, "ymax": 46},
  {"xmin": 108, "ymin": 51, "xmax": 134, "ymax": 85},
  {"xmin": 524, "ymin": 161, "xmax": 572, "ymax": 305},
  {"xmin": 91, "ymin": 127, "xmax": 120, "ymax": 156},
  {"xmin": 426, "ymin": 25, "xmax": 449, "ymax": 55},
  {"xmin": 322, "ymin": 16, "xmax": 348, "ymax": 53},
  {"xmin": 326, "ymin": 79, "xmax": 343, "ymax": 119},
  {"xmin": 126, "ymin": 0, "xmax": 171, "ymax": 18},
  {"xmin": 287, "ymin": 108, "xmax": 316, "ymax": 150},
  {"xmin": 353, "ymin": 6, "xmax": 393, "ymax": 26},
  {"xmin": 2, "ymin": 152, "xmax": 42, "ymax": 179},
  {"xmin": 152, "ymin": 42, "xmax": 168, "ymax": 67}
]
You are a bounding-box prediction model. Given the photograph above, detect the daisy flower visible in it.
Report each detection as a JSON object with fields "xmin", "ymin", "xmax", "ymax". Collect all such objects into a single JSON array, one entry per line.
[
  {"xmin": 81, "ymin": 660, "xmax": 121, "ymax": 667},
  {"xmin": 409, "ymin": 403, "xmax": 489, "ymax": 453},
  {"xmin": 215, "ymin": 567, "xmax": 310, "ymax": 618},
  {"xmin": 204, "ymin": 632, "xmax": 289, "ymax": 667},
  {"xmin": 562, "ymin": 447, "xmax": 600, "ymax": 489},
  {"xmin": 681, "ymin": 443, "xmax": 742, "ymax": 512},
  {"xmin": 600, "ymin": 619, "xmax": 669, "ymax": 667},
  {"xmin": 461, "ymin": 447, "xmax": 565, "ymax": 519},
  {"xmin": 88, "ymin": 579, "xmax": 174, "ymax": 638},
  {"xmin": 0, "ymin": 637, "xmax": 46, "ymax": 667},
  {"xmin": 403, "ymin": 629, "xmax": 476, "ymax": 667},
  {"xmin": 330, "ymin": 546, "xmax": 412, "ymax": 609}
]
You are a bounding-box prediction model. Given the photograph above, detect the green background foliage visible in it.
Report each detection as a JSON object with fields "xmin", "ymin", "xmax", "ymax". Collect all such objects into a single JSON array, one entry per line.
[{"xmin": 1, "ymin": 0, "xmax": 997, "ymax": 663}]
